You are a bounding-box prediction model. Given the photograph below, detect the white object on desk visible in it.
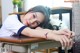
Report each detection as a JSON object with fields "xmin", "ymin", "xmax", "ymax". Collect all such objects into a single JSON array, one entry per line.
[{"xmin": 50, "ymin": 18, "xmax": 68, "ymax": 29}]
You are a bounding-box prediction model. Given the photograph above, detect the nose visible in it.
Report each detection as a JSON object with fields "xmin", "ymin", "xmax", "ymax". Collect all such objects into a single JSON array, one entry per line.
[{"xmin": 30, "ymin": 18, "xmax": 37, "ymax": 24}]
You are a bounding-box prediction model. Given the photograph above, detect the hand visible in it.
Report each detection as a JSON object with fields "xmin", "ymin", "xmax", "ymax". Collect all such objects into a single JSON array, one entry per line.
[
  {"xmin": 55, "ymin": 35, "xmax": 73, "ymax": 47},
  {"xmin": 60, "ymin": 29, "xmax": 75, "ymax": 39},
  {"xmin": 53, "ymin": 29, "xmax": 75, "ymax": 39},
  {"xmin": 47, "ymin": 32, "xmax": 73, "ymax": 47},
  {"xmin": 59, "ymin": 35, "xmax": 74, "ymax": 47}
]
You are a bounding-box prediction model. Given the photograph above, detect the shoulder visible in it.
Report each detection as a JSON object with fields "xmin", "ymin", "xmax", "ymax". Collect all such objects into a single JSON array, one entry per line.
[
  {"xmin": 2, "ymin": 14, "xmax": 24, "ymax": 29},
  {"xmin": 3, "ymin": 14, "xmax": 19, "ymax": 25},
  {"xmin": 7, "ymin": 14, "xmax": 17, "ymax": 20},
  {"xmin": 4, "ymin": 15, "xmax": 18, "ymax": 23}
]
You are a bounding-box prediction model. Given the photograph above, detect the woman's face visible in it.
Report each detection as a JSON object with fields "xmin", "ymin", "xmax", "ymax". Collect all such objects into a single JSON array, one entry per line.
[{"xmin": 23, "ymin": 12, "xmax": 45, "ymax": 28}]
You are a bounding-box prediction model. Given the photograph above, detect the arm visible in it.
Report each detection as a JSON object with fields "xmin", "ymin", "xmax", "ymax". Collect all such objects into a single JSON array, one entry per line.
[
  {"xmin": 21, "ymin": 27, "xmax": 48, "ymax": 39},
  {"xmin": 21, "ymin": 27, "xmax": 74, "ymax": 47},
  {"xmin": 36, "ymin": 27, "xmax": 74, "ymax": 39}
]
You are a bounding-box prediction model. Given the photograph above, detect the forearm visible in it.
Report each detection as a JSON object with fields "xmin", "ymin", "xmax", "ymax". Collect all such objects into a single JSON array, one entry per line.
[{"xmin": 21, "ymin": 27, "xmax": 48, "ymax": 39}]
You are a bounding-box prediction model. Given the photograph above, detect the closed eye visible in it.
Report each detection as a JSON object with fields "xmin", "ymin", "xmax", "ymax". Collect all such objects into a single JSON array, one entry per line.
[
  {"xmin": 33, "ymin": 13, "xmax": 41, "ymax": 25},
  {"xmin": 33, "ymin": 14, "xmax": 36, "ymax": 18}
]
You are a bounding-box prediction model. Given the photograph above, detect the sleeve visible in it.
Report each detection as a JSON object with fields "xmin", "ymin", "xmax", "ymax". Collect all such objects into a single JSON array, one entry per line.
[{"xmin": 3, "ymin": 15, "xmax": 27, "ymax": 35}]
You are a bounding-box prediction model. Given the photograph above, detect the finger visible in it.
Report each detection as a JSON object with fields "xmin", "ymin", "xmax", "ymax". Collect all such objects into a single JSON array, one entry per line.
[
  {"xmin": 63, "ymin": 31, "xmax": 70, "ymax": 36},
  {"xmin": 59, "ymin": 38, "xmax": 64, "ymax": 47},
  {"xmin": 62, "ymin": 35, "xmax": 70, "ymax": 47},
  {"xmin": 71, "ymin": 31, "xmax": 75, "ymax": 38},
  {"xmin": 63, "ymin": 29, "xmax": 71, "ymax": 37},
  {"xmin": 63, "ymin": 29, "xmax": 71, "ymax": 33},
  {"xmin": 61, "ymin": 36, "xmax": 68, "ymax": 47},
  {"xmin": 69, "ymin": 39, "xmax": 74, "ymax": 47},
  {"xmin": 60, "ymin": 31, "xmax": 71, "ymax": 38}
]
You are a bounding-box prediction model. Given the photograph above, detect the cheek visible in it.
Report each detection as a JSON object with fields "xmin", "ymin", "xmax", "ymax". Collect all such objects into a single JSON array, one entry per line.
[
  {"xmin": 25, "ymin": 15, "xmax": 33, "ymax": 20},
  {"xmin": 28, "ymin": 14, "xmax": 33, "ymax": 19},
  {"xmin": 29, "ymin": 15, "xmax": 33, "ymax": 19}
]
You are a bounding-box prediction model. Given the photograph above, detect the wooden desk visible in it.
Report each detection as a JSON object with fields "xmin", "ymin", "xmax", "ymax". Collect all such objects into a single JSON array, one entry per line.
[{"xmin": 0, "ymin": 36, "xmax": 61, "ymax": 53}]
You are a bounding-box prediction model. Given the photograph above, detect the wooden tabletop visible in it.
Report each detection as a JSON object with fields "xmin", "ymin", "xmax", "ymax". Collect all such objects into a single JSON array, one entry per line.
[{"xmin": 0, "ymin": 36, "xmax": 47, "ymax": 44}]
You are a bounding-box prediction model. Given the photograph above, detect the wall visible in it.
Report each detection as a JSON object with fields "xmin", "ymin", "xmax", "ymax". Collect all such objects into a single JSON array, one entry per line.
[
  {"xmin": 24, "ymin": 0, "xmax": 72, "ymax": 11},
  {"xmin": 72, "ymin": 2, "xmax": 80, "ymax": 53},
  {"xmin": 0, "ymin": 0, "xmax": 2, "ymax": 24},
  {"xmin": 24, "ymin": 0, "xmax": 53, "ymax": 11},
  {"xmin": 1, "ymin": 0, "xmax": 13, "ymax": 23}
]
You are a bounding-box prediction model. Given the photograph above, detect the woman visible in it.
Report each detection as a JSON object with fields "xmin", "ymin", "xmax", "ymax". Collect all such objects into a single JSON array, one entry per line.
[{"xmin": 0, "ymin": 5, "xmax": 74, "ymax": 49}]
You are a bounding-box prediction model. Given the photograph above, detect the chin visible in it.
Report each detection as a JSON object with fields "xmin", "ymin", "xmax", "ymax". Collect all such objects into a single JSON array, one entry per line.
[{"xmin": 30, "ymin": 26, "xmax": 37, "ymax": 28}]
